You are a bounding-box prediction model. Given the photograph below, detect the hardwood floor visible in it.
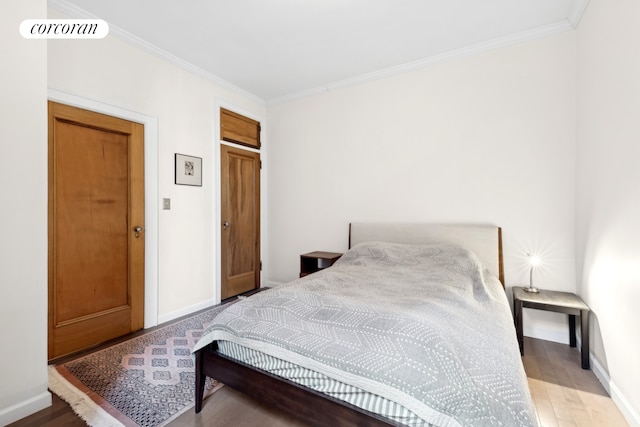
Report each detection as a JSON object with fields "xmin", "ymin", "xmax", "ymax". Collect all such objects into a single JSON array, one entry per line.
[
  {"xmin": 7, "ymin": 394, "xmax": 86, "ymax": 427},
  {"xmin": 9, "ymin": 337, "xmax": 629, "ymax": 427},
  {"xmin": 522, "ymin": 338, "xmax": 629, "ymax": 427}
]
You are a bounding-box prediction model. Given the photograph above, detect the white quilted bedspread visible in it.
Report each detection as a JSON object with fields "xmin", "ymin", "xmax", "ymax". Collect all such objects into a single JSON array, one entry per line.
[{"xmin": 194, "ymin": 242, "xmax": 538, "ymax": 427}]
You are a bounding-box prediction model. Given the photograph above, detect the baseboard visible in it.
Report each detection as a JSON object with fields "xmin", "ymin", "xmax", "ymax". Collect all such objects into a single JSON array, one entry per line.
[
  {"xmin": 156, "ymin": 298, "xmax": 217, "ymax": 325},
  {"xmin": 524, "ymin": 326, "xmax": 569, "ymax": 345},
  {"xmin": 0, "ymin": 391, "xmax": 52, "ymax": 426},
  {"xmin": 587, "ymin": 344, "xmax": 610, "ymax": 393},
  {"xmin": 157, "ymin": 288, "xmax": 286, "ymax": 325},
  {"xmin": 265, "ymin": 280, "xmax": 285, "ymax": 288},
  {"xmin": 610, "ymin": 381, "xmax": 640, "ymax": 427},
  {"xmin": 592, "ymin": 356, "xmax": 640, "ymax": 427},
  {"xmin": 589, "ymin": 355, "xmax": 640, "ymax": 427}
]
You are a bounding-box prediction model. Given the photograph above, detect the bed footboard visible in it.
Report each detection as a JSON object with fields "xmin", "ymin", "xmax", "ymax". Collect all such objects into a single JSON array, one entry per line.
[{"xmin": 194, "ymin": 343, "xmax": 399, "ymax": 426}]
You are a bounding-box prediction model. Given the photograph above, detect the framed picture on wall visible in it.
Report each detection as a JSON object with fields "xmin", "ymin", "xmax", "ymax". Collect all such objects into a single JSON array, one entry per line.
[{"xmin": 175, "ymin": 153, "xmax": 202, "ymax": 186}]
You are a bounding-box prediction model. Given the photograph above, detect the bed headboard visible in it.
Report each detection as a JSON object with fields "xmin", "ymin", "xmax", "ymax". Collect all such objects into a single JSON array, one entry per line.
[{"xmin": 349, "ymin": 223, "xmax": 504, "ymax": 286}]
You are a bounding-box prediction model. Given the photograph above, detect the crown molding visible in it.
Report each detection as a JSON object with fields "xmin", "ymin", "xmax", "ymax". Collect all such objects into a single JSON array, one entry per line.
[
  {"xmin": 48, "ymin": 0, "xmax": 265, "ymax": 106},
  {"xmin": 568, "ymin": 0, "xmax": 591, "ymax": 28},
  {"xmin": 267, "ymin": 20, "xmax": 574, "ymax": 106},
  {"xmin": 49, "ymin": 0, "xmax": 586, "ymax": 108}
]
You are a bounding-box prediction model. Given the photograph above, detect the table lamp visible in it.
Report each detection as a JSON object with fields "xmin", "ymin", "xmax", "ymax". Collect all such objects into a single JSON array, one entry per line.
[{"xmin": 524, "ymin": 253, "xmax": 541, "ymax": 293}]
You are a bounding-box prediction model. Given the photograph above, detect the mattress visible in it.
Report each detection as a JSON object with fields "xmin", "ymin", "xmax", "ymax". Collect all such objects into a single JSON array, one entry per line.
[{"xmin": 217, "ymin": 339, "xmax": 430, "ymax": 426}]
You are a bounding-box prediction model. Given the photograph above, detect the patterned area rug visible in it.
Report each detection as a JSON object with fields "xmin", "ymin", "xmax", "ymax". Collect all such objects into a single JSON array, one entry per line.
[{"xmin": 49, "ymin": 301, "xmax": 235, "ymax": 427}]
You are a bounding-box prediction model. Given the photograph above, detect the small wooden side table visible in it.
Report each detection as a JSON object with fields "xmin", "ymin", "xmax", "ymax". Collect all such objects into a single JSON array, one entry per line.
[
  {"xmin": 300, "ymin": 251, "xmax": 343, "ymax": 277},
  {"xmin": 513, "ymin": 287, "xmax": 591, "ymax": 369}
]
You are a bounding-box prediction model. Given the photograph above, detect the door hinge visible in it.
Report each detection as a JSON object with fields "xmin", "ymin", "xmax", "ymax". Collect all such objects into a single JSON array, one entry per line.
[{"xmin": 260, "ymin": 260, "xmax": 262, "ymax": 270}]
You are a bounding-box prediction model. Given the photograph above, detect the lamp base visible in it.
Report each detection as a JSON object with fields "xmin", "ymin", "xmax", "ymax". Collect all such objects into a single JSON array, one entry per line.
[{"xmin": 523, "ymin": 286, "xmax": 540, "ymax": 293}]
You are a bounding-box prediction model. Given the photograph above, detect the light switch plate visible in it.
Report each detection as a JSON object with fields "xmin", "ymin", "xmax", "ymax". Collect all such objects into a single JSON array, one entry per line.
[{"xmin": 163, "ymin": 198, "xmax": 171, "ymax": 210}]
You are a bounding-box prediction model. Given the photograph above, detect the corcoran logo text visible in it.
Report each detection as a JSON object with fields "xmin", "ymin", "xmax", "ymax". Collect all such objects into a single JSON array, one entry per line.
[{"xmin": 20, "ymin": 19, "xmax": 109, "ymax": 39}]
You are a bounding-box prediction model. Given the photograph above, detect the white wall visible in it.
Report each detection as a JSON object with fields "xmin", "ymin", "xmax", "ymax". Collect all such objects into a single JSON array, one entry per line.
[
  {"xmin": 267, "ymin": 32, "xmax": 577, "ymax": 342},
  {"xmin": 0, "ymin": 0, "xmax": 52, "ymax": 424},
  {"xmin": 2, "ymin": 3, "xmax": 267, "ymax": 421},
  {"xmin": 576, "ymin": 0, "xmax": 640, "ymax": 424},
  {"xmin": 47, "ymin": 8, "xmax": 266, "ymax": 320}
]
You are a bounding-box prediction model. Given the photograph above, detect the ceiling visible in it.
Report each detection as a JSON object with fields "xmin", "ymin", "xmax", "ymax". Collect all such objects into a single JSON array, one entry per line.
[{"xmin": 51, "ymin": 0, "xmax": 589, "ymax": 104}]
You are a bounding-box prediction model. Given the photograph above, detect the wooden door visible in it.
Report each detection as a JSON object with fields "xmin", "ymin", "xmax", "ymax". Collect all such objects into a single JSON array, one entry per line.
[
  {"xmin": 48, "ymin": 101, "xmax": 145, "ymax": 359},
  {"xmin": 220, "ymin": 144, "xmax": 260, "ymax": 299}
]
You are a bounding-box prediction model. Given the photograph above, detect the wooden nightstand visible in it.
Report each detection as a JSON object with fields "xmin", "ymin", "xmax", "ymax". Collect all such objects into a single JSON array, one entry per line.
[
  {"xmin": 513, "ymin": 287, "xmax": 591, "ymax": 369},
  {"xmin": 300, "ymin": 251, "xmax": 342, "ymax": 277}
]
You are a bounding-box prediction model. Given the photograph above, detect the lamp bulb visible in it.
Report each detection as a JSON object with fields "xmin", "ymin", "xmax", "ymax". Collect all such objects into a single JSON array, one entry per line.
[{"xmin": 529, "ymin": 254, "xmax": 541, "ymax": 267}]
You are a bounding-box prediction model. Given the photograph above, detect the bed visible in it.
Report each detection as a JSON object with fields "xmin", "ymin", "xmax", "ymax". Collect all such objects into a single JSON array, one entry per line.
[{"xmin": 193, "ymin": 223, "xmax": 537, "ymax": 426}]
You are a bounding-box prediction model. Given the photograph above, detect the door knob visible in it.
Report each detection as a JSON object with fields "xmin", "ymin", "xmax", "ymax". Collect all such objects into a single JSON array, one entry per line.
[
  {"xmin": 134, "ymin": 226, "xmax": 144, "ymax": 238},
  {"xmin": 223, "ymin": 221, "xmax": 230, "ymax": 230}
]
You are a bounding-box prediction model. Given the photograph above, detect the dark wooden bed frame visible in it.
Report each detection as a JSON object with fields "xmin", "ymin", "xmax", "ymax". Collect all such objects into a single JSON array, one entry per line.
[
  {"xmin": 195, "ymin": 342, "xmax": 403, "ymax": 426},
  {"xmin": 195, "ymin": 224, "xmax": 504, "ymax": 426}
]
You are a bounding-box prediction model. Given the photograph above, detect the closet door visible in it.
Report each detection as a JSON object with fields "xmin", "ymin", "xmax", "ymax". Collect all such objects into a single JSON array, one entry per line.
[{"xmin": 220, "ymin": 143, "xmax": 260, "ymax": 299}]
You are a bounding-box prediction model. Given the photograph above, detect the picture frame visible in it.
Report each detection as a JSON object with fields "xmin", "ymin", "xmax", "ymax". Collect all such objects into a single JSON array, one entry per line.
[{"xmin": 175, "ymin": 153, "xmax": 202, "ymax": 186}]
